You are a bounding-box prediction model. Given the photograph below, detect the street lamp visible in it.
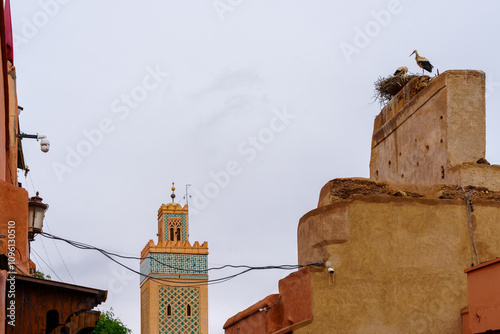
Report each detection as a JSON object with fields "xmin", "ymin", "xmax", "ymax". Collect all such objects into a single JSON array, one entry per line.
[{"xmin": 28, "ymin": 192, "xmax": 48, "ymax": 241}]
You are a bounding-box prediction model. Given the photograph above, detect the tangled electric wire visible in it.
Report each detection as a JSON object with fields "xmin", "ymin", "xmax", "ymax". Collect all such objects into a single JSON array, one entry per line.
[{"xmin": 40, "ymin": 232, "xmax": 324, "ymax": 287}]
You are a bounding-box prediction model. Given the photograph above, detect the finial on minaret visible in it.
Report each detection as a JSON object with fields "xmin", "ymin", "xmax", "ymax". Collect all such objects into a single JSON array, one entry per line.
[{"xmin": 171, "ymin": 182, "xmax": 176, "ymax": 203}]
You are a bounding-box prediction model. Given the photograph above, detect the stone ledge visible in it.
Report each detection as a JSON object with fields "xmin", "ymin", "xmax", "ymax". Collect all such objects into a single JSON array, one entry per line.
[{"xmin": 318, "ymin": 177, "xmax": 500, "ymax": 208}]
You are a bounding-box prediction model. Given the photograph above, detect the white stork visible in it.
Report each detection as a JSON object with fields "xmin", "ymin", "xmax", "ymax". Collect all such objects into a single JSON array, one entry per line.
[
  {"xmin": 394, "ymin": 66, "xmax": 408, "ymax": 76},
  {"xmin": 410, "ymin": 50, "xmax": 433, "ymax": 75}
]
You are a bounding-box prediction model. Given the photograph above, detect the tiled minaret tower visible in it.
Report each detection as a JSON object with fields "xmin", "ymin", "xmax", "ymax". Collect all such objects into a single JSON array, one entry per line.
[{"xmin": 140, "ymin": 183, "xmax": 209, "ymax": 334}]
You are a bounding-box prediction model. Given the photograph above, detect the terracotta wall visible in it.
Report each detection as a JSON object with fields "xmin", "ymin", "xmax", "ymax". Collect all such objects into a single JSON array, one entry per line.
[
  {"xmin": 224, "ymin": 294, "xmax": 278, "ymax": 334},
  {"xmin": 0, "ymin": 45, "xmax": 5, "ymax": 183},
  {"xmin": 5, "ymin": 61, "xmax": 17, "ymax": 186},
  {"xmin": 463, "ymin": 258, "xmax": 500, "ymax": 333},
  {"xmin": 0, "ymin": 180, "xmax": 28, "ymax": 274},
  {"xmin": 224, "ymin": 268, "xmax": 313, "ymax": 334},
  {"xmin": 0, "ymin": 6, "xmax": 8, "ymax": 333}
]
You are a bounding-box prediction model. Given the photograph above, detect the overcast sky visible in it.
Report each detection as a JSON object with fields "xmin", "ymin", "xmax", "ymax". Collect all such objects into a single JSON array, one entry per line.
[{"xmin": 10, "ymin": 0, "xmax": 500, "ymax": 332}]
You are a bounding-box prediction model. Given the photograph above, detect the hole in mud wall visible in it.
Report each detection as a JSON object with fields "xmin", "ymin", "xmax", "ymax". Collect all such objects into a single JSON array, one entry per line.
[
  {"xmin": 440, "ymin": 139, "xmax": 444, "ymax": 144},
  {"xmin": 440, "ymin": 115, "xmax": 443, "ymax": 120},
  {"xmin": 425, "ymin": 145, "xmax": 430, "ymax": 152},
  {"xmin": 441, "ymin": 166, "xmax": 445, "ymax": 179},
  {"xmin": 388, "ymin": 160, "xmax": 392, "ymax": 167},
  {"xmin": 401, "ymin": 174, "xmax": 404, "ymax": 179},
  {"xmin": 416, "ymin": 162, "xmax": 420, "ymax": 167},
  {"xmin": 375, "ymin": 170, "xmax": 379, "ymax": 177}
]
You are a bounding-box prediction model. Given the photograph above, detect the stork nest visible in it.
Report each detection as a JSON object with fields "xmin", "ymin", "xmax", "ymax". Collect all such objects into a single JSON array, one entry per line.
[{"xmin": 373, "ymin": 74, "xmax": 417, "ymax": 106}]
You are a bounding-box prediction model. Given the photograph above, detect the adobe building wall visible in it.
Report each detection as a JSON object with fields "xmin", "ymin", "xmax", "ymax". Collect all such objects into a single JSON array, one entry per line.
[
  {"xmin": 293, "ymin": 70, "xmax": 500, "ymax": 333},
  {"xmin": 296, "ymin": 180, "xmax": 500, "ymax": 333},
  {"xmin": 370, "ymin": 70, "xmax": 495, "ymax": 188}
]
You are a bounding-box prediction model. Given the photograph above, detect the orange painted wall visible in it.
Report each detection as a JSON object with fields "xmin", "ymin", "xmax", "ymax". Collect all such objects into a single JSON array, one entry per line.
[
  {"xmin": 5, "ymin": 61, "xmax": 17, "ymax": 187},
  {"xmin": 463, "ymin": 258, "xmax": 500, "ymax": 333},
  {"xmin": 0, "ymin": 6, "xmax": 8, "ymax": 184},
  {"xmin": 0, "ymin": 4, "xmax": 12, "ymax": 333},
  {"xmin": 224, "ymin": 267, "xmax": 313, "ymax": 334},
  {"xmin": 0, "ymin": 180, "xmax": 29, "ymax": 274},
  {"xmin": 0, "ymin": 56, "xmax": 5, "ymax": 183}
]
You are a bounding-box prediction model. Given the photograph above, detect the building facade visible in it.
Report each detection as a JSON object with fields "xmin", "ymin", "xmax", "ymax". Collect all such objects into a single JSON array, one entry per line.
[{"xmin": 140, "ymin": 189, "xmax": 209, "ymax": 334}]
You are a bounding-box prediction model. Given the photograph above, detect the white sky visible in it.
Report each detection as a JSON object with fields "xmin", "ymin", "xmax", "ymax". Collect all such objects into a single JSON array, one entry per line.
[{"xmin": 10, "ymin": 0, "xmax": 500, "ymax": 333}]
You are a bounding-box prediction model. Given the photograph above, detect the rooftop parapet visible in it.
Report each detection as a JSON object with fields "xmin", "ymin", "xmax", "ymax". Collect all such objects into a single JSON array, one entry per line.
[{"xmin": 141, "ymin": 239, "xmax": 208, "ymax": 259}]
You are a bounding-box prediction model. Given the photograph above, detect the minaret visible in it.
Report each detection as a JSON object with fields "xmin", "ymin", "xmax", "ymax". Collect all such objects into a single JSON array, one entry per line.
[{"xmin": 140, "ymin": 183, "xmax": 209, "ymax": 334}]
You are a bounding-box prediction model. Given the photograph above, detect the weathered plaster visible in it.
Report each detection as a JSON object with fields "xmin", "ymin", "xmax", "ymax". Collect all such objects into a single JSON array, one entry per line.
[
  {"xmin": 370, "ymin": 70, "xmax": 488, "ymax": 186},
  {"xmin": 297, "ymin": 190, "xmax": 500, "ymax": 333}
]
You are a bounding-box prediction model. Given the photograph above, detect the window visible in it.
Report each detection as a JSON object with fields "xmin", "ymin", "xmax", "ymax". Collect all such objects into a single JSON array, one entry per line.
[{"xmin": 167, "ymin": 217, "xmax": 183, "ymax": 241}]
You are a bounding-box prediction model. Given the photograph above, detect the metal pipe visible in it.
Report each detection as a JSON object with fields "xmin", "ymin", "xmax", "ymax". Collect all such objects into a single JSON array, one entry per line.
[{"xmin": 17, "ymin": 133, "xmax": 38, "ymax": 139}]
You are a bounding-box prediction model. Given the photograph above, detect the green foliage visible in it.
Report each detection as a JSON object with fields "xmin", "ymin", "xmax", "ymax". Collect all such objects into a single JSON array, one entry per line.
[
  {"xmin": 29, "ymin": 268, "xmax": 51, "ymax": 280},
  {"xmin": 92, "ymin": 308, "xmax": 131, "ymax": 334}
]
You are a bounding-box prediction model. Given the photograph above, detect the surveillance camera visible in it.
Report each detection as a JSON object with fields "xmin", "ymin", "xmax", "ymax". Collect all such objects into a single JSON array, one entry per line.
[
  {"xmin": 40, "ymin": 141, "xmax": 49, "ymax": 153},
  {"xmin": 37, "ymin": 135, "xmax": 50, "ymax": 153},
  {"xmin": 327, "ymin": 267, "xmax": 334, "ymax": 274}
]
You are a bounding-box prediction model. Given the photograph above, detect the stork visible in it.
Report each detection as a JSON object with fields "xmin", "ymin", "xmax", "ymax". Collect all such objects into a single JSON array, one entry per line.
[
  {"xmin": 410, "ymin": 50, "xmax": 433, "ymax": 75},
  {"xmin": 394, "ymin": 66, "xmax": 408, "ymax": 76}
]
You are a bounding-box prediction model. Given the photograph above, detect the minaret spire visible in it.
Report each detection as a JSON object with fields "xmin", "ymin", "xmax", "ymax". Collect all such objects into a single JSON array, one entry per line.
[{"xmin": 171, "ymin": 182, "xmax": 176, "ymax": 203}]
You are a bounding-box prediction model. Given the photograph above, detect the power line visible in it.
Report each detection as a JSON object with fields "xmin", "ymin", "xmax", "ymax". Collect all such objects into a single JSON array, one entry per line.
[
  {"xmin": 39, "ymin": 235, "xmax": 55, "ymax": 270},
  {"xmin": 24, "ymin": 171, "xmax": 35, "ymax": 195},
  {"xmin": 31, "ymin": 248, "xmax": 63, "ymax": 281},
  {"xmin": 40, "ymin": 232, "xmax": 324, "ymax": 287},
  {"xmin": 31, "ymin": 252, "xmax": 42, "ymax": 271},
  {"xmin": 44, "ymin": 220, "xmax": 76, "ymax": 283},
  {"xmin": 23, "ymin": 171, "xmax": 76, "ymax": 283},
  {"xmin": 41, "ymin": 232, "xmax": 319, "ymax": 272},
  {"xmin": 41, "ymin": 232, "xmax": 312, "ymax": 273}
]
